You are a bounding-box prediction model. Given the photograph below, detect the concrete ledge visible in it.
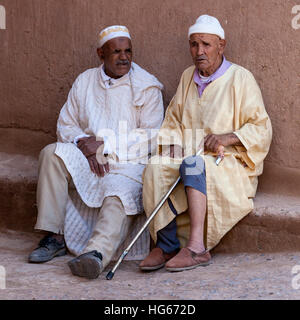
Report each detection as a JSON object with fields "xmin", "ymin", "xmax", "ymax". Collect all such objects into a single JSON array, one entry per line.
[
  {"xmin": 257, "ymin": 161, "xmax": 300, "ymax": 198},
  {"xmin": 0, "ymin": 152, "xmax": 38, "ymax": 231},
  {"xmin": 214, "ymin": 192, "xmax": 300, "ymax": 253},
  {"xmin": 1, "ymin": 151, "xmax": 300, "ymax": 253}
]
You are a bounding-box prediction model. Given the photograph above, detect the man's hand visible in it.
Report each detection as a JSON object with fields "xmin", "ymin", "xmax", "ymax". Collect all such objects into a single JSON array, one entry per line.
[
  {"xmin": 161, "ymin": 144, "xmax": 184, "ymax": 158},
  {"xmin": 77, "ymin": 136, "xmax": 104, "ymax": 158},
  {"xmin": 204, "ymin": 133, "xmax": 242, "ymax": 153},
  {"xmin": 86, "ymin": 154, "xmax": 109, "ymax": 177},
  {"xmin": 77, "ymin": 136, "xmax": 109, "ymax": 177}
]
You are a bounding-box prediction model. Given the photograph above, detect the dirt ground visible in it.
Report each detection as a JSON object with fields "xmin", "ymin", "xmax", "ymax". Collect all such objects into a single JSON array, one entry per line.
[{"xmin": 0, "ymin": 229, "xmax": 300, "ymax": 300}]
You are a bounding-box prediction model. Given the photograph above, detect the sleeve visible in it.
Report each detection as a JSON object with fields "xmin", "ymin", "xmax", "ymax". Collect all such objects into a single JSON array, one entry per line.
[
  {"xmin": 156, "ymin": 76, "xmax": 185, "ymax": 154},
  {"xmin": 56, "ymin": 77, "xmax": 86, "ymax": 143},
  {"xmin": 113, "ymin": 86, "xmax": 164, "ymax": 163},
  {"xmin": 136, "ymin": 86, "xmax": 164, "ymax": 156},
  {"xmin": 233, "ymin": 72, "xmax": 273, "ymax": 169},
  {"xmin": 73, "ymin": 134, "xmax": 91, "ymax": 145}
]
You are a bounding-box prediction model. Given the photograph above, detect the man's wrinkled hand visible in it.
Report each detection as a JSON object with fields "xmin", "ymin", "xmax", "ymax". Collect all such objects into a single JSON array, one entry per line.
[
  {"xmin": 204, "ymin": 133, "xmax": 242, "ymax": 153},
  {"xmin": 77, "ymin": 136, "xmax": 109, "ymax": 176},
  {"xmin": 204, "ymin": 134, "xmax": 227, "ymax": 153},
  {"xmin": 86, "ymin": 154, "xmax": 109, "ymax": 177},
  {"xmin": 77, "ymin": 136, "xmax": 104, "ymax": 158}
]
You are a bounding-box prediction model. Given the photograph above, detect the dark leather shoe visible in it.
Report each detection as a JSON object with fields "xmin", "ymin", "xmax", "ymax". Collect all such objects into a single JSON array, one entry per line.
[
  {"xmin": 165, "ymin": 248, "xmax": 211, "ymax": 272},
  {"xmin": 139, "ymin": 247, "xmax": 178, "ymax": 271},
  {"xmin": 68, "ymin": 250, "xmax": 103, "ymax": 279},
  {"xmin": 28, "ymin": 235, "xmax": 67, "ymax": 263}
]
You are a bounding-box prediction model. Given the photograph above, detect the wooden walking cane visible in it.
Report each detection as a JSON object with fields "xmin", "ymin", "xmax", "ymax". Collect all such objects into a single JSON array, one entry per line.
[{"xmin": 106, "ymin": 145, "xmax": 224, "ymax": 280}]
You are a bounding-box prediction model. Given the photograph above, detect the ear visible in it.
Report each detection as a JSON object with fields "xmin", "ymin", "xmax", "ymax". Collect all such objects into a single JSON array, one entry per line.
[
  {"xmin": 219, "ymin": 39, "xmax": 226, "ymax": 55},
  {"xmin": 97, "ymin": 47, "xmax": 105, "ymax": 60}
]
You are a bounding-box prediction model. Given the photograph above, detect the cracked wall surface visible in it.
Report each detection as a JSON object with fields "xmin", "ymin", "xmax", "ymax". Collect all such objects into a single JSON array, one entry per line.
[{"xmin": 0, "ymin": 0, "xmax": 299, "ymax": 169}]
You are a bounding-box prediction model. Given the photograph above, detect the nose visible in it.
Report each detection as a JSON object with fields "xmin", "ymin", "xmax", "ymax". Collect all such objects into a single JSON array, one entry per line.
[
  {"xmin": 119, "ymin": 51, "xmax": 128, "ymax": 60},
  {"xmin": 197, "ymin": 44, "xmax": 205, "ymax": 56}
]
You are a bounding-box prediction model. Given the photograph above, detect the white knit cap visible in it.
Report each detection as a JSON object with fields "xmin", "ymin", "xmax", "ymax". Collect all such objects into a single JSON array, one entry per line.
[
  {"xmin": 98, "ymin": 25, "xmax": 131, "ymax": 48},
  {"xmin": 188, "ymin": 15, "xmax": 225, "ymax": 39}
]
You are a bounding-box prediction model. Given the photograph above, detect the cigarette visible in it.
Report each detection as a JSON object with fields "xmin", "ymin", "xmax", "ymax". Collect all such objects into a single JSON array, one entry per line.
[
  {"xmin": 216, "ymin": 145, "xmax": 225, "ymax": 166},
  {"xmin": 216, "ymin": 156, "xmax": 223, "ymax": 166}
]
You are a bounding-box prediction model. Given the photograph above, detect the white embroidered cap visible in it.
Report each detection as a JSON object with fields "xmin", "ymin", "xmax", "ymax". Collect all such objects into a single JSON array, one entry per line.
[
  {"xmin": 98, "ymin": 25, "xmax": 131, "ymax": 48},
  {"xmin": 188, "ymin": 15, "xmax": 225, "ymax": 39}
]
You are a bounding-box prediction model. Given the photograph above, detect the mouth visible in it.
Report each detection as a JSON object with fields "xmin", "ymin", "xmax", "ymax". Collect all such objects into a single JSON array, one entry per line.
[
  {"xmin": 196, "ymin": 56, "xmax": 207, "ymax": 63},
  {"xmin": 117, "ymin": 62, "xmax": 130, "ymax": 67}
]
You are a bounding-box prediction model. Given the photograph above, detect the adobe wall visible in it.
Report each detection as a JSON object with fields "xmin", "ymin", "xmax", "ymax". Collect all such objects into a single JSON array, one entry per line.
[{"xmin": 0, "ymin": 0, "xmax": 299, "ymax": 172}]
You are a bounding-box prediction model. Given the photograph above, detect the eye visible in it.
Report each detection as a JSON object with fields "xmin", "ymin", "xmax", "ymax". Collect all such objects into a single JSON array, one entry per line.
[{"xmin": 125, "ymin": 48, "xmax": 132, "ymax": 53}]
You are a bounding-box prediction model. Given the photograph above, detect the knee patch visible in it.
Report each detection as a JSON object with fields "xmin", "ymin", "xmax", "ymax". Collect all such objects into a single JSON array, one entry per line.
[{"xmin": 180, "ymin": 156, "xmax": 205, "ymax": 178}]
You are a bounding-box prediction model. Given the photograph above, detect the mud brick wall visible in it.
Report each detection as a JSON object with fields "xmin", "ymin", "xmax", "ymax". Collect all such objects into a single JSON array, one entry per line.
[{"xmin": 0, "ymin": 0, "xmax": 299, "ymax": 170}]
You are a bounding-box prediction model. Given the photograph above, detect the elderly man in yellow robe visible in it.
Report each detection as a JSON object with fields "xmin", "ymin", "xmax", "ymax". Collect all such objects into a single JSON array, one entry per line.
[{"xmin": 140, "ymin": 15, "xmax": 272, "ymax": 272}]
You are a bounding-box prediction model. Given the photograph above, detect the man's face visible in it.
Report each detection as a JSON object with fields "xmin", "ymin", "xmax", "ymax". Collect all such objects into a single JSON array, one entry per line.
[
  {"xmin": 97, "ymin": 37, "xmax": 132, "ymax": 79},
  {"xmin": 189, "ymin": 33, "xmax": 226, "ymax": 76}
]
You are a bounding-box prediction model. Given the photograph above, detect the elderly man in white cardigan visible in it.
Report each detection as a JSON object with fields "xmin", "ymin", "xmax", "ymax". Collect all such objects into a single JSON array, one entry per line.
[{"xmin": 28, "ymin": 25, "xmax": 164, "ymax": 280}]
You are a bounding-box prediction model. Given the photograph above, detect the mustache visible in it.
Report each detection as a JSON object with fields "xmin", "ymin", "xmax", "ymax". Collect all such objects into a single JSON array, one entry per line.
[
  {"xmin": 196, "ymin": 55, "xmax": 207, "ymax": 61},
  {"xmin": 116, "ymin": 61, "xmax": 130, "ymax": 65}
]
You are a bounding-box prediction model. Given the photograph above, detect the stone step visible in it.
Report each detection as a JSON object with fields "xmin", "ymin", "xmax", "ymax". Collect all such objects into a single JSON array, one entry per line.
[
  {"xmin": 215, "ymin": 192, "xmax": 300, "ymax": 253},
  {"xmin": 0, "ymin": 152, "xmax": 38, "ymax": 231},
  {"xmin": 1, "ymin": 151, "xmax": 300, "ymax": 253}
]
